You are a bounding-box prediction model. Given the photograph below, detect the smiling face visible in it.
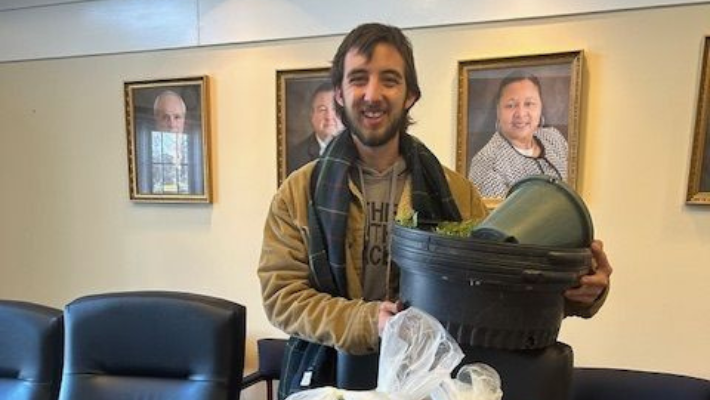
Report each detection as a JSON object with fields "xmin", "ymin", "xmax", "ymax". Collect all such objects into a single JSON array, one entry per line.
[
  {"xmin": 496, "ymin": 79, "xmax": 543, "ymax": 145},
  {"xmin": 310, "ymin": 90, "xmax": 343, "ymax": 142},
  {"xmin": 335, "ymin": 43, "xmax": 416, "ymax": 148}
]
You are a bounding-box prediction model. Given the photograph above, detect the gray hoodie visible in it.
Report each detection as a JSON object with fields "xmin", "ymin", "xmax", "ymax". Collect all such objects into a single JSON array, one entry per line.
[{"xmin": 355, "ymin": 156, "xmax": 408, "ymax": 301}]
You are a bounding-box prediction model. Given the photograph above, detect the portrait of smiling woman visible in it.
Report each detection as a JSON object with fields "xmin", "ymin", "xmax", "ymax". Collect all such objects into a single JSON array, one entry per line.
[
  {"xmin": 457, "ymin": 52, "xmax": 583, "ymax": 204},
  {"xmin": 468, "ymin": 70, "xmax": 568, "ymax": 198}
]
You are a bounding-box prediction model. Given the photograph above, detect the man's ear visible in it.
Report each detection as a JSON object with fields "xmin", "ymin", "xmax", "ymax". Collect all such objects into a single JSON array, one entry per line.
[
  {"xmin": 404, "ymin": 91, "xmax": 419, "ymax": 110},
  {"xmin": 334, "ymin": 87, "xmax": 344, "ymax": 107}
]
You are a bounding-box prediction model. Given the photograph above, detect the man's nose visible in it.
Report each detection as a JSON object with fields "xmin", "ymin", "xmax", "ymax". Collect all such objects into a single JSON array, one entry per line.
[{"xmin": 363, "ymin": 79, "xmax": 383, "ymax": 102}]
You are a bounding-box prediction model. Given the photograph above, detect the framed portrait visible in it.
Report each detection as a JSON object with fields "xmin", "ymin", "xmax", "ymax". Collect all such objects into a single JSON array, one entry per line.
[
  {"xmin": 276, "ymin": 67, "xmax": 343, "ymax": 186},
  {"xmin": 456, "ymin": 51, "xmax": 584, "ymax": 208},
  {"xmin": 124, "ymin": 76, "xmax": 212, "ymax": 203},
  {"xmin": 687, "ymin": 37, "xmax": 710, "ymax": 205}
]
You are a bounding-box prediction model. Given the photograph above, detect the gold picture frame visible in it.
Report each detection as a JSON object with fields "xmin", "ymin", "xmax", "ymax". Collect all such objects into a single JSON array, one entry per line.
[
  {"xmin": 124, "ymin": 76, "xmax": 212, "ymax": 203},
  {"xmin": 687, "ymin": 37, "xmax": 710, "ymax": 205},
  {"xmin": 276, "ymin": 67, "xmax": 337, "ymax": 187},
  {"xmin": 456, "ymin": 51, "xmax": 584, "ymax": 208}
]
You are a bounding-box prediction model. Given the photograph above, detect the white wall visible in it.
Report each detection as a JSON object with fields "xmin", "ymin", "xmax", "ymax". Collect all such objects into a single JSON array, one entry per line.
[
  {"xmin": 1, "ymin": 4, "xmax": 710, "ymax": 396},
  {"xmin": 1, "ymin": 0, "xmax": 709, "ymax": 61}
]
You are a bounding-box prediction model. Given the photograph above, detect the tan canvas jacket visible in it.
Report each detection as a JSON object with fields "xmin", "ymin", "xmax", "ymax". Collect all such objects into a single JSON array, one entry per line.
[{"xmin": 258, "ymin": 161, "xmax": 605, "ymax": 355}]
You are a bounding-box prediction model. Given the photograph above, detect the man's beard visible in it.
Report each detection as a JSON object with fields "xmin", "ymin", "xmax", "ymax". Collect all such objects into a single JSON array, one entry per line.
[{"xmin": 342, "ymin": 106, "xmax": 409, "ymax": 148}]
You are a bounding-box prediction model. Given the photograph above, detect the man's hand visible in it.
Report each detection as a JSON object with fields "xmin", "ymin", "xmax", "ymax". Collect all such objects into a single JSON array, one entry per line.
[
  {"xmin": 378, "ymin": 300, "xmax": 402, "ymax": 335},
  {"xmin": 565, "ymin": 240, "xmax": 613, "ymax": 305}
]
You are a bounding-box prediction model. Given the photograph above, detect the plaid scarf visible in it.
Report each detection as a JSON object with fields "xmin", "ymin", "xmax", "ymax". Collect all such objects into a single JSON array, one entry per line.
[{"xmin": 307, "ymin": 130, "xmax": 461, "ymax": 297}]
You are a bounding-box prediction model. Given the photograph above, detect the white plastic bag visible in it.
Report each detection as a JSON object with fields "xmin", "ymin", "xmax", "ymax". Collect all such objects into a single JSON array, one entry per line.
[
  {"xmin": 432, "ymin": 364, "xmax": 503, "ymax": 400},
  {"xmin": 376, "ymin": 307, "xmax": 464, "ymax": 400},
  {"xmin": 285, "ymin": 307, "xmax": 502, "ymax": 400}
]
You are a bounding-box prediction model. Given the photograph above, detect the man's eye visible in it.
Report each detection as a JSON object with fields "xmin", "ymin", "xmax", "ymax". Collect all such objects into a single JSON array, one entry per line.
[
  {"xmin": 383, "ymin": 78, "xmax": 400, "ymax": 87},
  {"xmin": 349, "ymin": 76, "xmax": 366, "ymax": 85}
]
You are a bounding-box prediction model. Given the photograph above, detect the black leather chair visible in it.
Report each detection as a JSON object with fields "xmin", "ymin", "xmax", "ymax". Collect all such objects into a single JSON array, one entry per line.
[
  {"xmin": 570, "ymin": 367, "xmax": 710, "ymax": 400},
  {"xmin": 0, "ymin": 300, "xmax": 64, "ymax": 400},
  {"xmin": 58, "ymin": 291, "xmax": 246, "ymax": 400},
  {"xmin": 242, "ymin": 338, "xmax": 288, "ymax": 400}
]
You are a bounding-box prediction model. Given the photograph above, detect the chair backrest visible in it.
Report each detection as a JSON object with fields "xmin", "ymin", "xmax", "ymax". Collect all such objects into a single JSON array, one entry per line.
[
  {"xmin": 58, "ymin": 291, "xmax": 246, "ymax": 400},
  {"xmin": 571, "ymin": 367, "xmax": 710, "ymax": 400},
  {"xmin": 0, "ymin": 300, "xmax": 64, "ymax": 400},
  {"xmin": 241, "ymin": 338, "xmax": 288, "ymax": 400},
  {"xmin": 256, "ymin": 338, "xmax": 287, "ymax": 380}
]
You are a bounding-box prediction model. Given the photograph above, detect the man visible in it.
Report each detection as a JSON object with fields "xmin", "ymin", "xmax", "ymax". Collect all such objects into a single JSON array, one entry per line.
[
  {"xmin": 258, "ymin": 23, "xmax": 612, "ymax": 398},
  {"xmin": 288, "ymin": 82, "xmax": 344, "ymax": 174},
  {"xmin": 154, "ymin": 90, "xmax": 186, "ymax": 133},
  {"xmin": 146, "ymin": 90, "xmax": 202, "ymax": 195}
]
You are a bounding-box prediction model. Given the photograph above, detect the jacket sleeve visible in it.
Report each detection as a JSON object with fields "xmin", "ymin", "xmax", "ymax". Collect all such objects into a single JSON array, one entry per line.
[
  {"xmin": 443, "ymin": 166, "xmax": 489, "ymax": 222},
  {"xmin": 257, "ymin": 175, "xmax": 381, "ymax": 355}
]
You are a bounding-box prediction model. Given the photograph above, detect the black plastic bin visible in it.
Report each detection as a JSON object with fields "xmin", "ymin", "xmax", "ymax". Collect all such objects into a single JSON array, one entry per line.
[{"xmin": 392, "ymin": 224, "xmax": 591, "ymax": 350}]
